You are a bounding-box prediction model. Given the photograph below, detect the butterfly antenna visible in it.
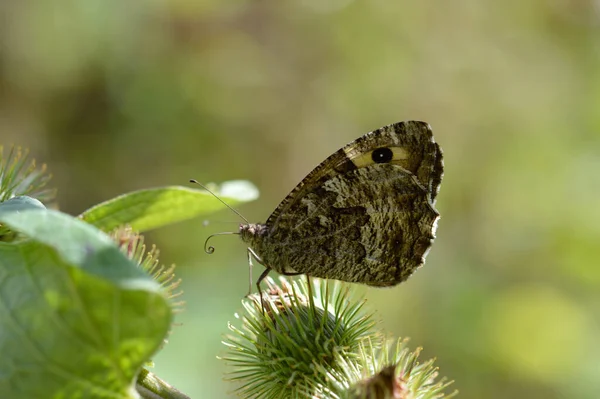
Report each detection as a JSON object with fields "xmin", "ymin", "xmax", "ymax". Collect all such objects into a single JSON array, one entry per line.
[
  {"xmin": 204, "ymin": 231, "xmax": 240, "ymax": 254},
  {"xmin": 189, "ymin": 179, "xmax": 250, "ymax": 223},
  {"xmin": 203, "ymin": 220, "xmax": 242, "ymax": 227}
]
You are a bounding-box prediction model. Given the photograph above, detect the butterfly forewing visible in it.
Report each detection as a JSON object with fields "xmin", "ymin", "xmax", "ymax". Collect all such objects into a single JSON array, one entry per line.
[{"xmin": 240, "ymin": 120, "xmax": 443, "ymax": 287}]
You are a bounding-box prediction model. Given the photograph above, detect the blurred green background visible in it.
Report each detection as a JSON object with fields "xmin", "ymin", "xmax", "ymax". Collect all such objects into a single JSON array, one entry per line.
[{"xmin": 2, "ymin": 1, "xmax": 599, "ymax": 398}]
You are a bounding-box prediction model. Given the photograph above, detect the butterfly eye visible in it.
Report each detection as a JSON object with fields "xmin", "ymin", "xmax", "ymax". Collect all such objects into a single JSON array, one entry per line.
[{"xmin": 371, "ymin": 147, "xmax": 393, "ymax": 163}]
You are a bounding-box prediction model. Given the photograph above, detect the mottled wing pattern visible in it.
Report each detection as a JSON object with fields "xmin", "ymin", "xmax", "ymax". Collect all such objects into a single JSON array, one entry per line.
[{"xmin": 248, "ymin": 121, "xmax": 443, "ymax": 285}]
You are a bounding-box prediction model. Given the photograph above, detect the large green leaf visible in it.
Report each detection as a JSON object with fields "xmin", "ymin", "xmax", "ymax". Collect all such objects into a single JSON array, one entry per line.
[
  {"xmin": 0, "ymin": 197, "xmax": 172, "ymax": 399},
  {"xmin": 79, "ymin": 181, "xmax": 259, "ymax": 232}
]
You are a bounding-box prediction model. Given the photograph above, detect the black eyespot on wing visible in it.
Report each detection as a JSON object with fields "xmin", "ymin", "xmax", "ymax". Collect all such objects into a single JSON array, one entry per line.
[{"xmin": 371, "ymin": 147, "xmax": 393, "ymax": 163}]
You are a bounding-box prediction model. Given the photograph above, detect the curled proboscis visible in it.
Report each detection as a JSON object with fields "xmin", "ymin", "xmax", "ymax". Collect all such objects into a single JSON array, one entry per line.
[{"xmin": 203, "ymin": 232, "xmax": 238, "ymax": 254}]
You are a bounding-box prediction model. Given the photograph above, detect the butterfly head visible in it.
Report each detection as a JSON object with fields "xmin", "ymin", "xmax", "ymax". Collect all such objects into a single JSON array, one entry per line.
[{"xmin": 239, "ymin": 223, "xmax": 268, "ymax": 245}]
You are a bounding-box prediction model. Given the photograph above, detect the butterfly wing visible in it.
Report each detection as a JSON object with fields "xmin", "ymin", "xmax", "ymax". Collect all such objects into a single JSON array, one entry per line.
[{"xmin": 254, "ymin": 121, "xmax": 443, "ymax": 285}]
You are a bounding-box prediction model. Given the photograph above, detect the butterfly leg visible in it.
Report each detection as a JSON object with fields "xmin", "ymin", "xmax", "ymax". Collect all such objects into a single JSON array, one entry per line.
[
  {"xmin": 256, "ymin": 267, "xmax": 272, "ymax": 312},
  {"xmin": 247, "ymin": 247, "xmax": 270, "ymax": 312},
  {"xmin": 305, "ymin": 275, "xmax": 314, "ymax": 311},
  {"xmin": 246, "ymin": 247, "xmax": 265, "ymax": 296}
]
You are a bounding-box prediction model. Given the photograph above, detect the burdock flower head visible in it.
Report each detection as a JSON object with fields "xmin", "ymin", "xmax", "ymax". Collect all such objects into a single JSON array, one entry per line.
[{"xmin": 221, "ymin": 277, "xmax": 457, "ymax": 399}]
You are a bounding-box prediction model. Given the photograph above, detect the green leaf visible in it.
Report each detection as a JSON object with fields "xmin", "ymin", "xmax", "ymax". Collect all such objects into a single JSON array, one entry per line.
[
  {"xmin": 79, "ymin": 181, "xmax": 259, "ymax": 232},
  {"xmin": 0, "ymin": 196, "xmax": 46, "ymax": 241},
  {"xmin": 0, "ymin": 195, "xmax": 46, "ymax": 212},
  {"xmin": 0, "ymin": 201, "xmax": 172, "ymax": 399}
]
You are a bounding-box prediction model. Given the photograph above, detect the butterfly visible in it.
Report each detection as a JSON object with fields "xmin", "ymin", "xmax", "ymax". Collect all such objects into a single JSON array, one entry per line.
[{"xmin": 198, "ymin": 120, "xmax": 443, "ymax": 298}]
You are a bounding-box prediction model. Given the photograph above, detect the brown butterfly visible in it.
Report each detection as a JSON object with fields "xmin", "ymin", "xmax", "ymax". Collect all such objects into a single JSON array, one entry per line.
[{"xmin": 197, "ymin": 120, "xmax": 443, "ymax": 298}]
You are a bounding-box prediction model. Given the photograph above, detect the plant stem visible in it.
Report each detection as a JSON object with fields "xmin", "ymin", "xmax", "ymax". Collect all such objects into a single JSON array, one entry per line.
[{"xmin": 136, "ymin": 369, "xmax": 190, "ymax": 399}]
